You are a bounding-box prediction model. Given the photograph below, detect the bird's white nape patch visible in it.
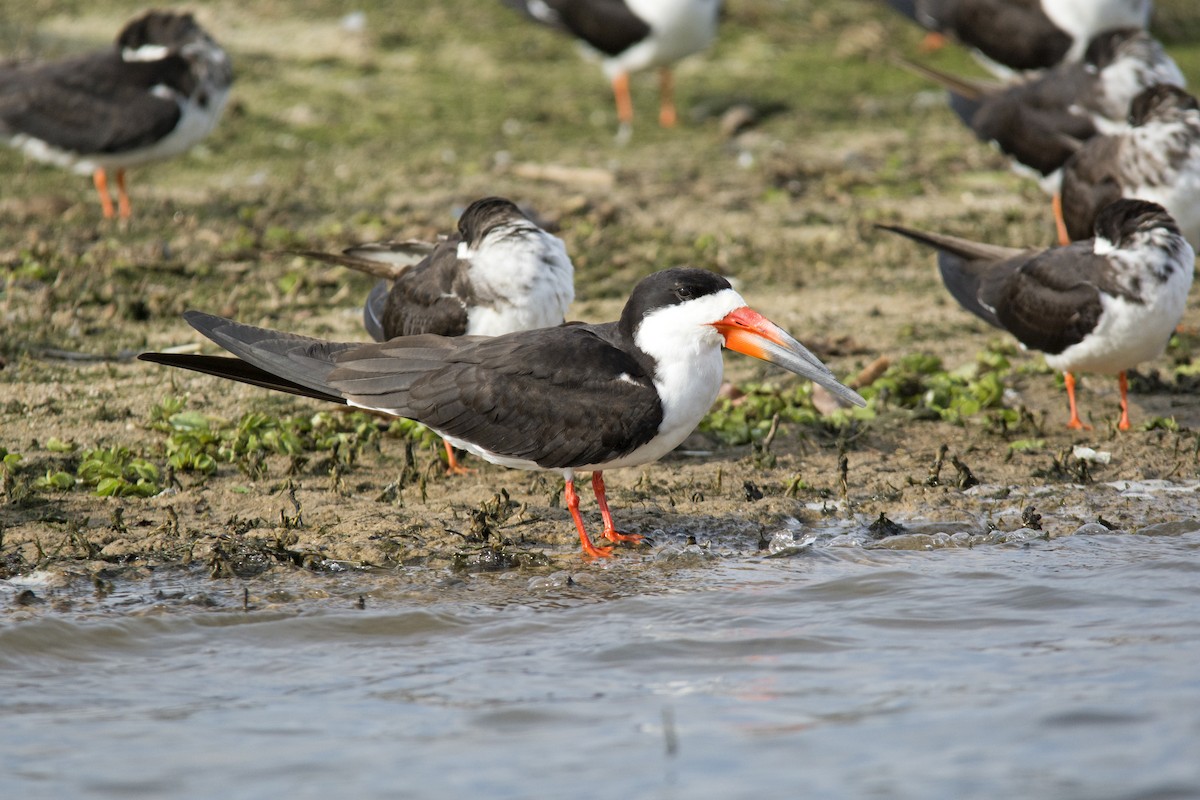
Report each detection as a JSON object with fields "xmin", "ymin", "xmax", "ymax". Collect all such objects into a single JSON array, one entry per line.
[
  {"xmin": 1093, "ymin": 236, "xmax": 1117, "ymax": 256},
  {"xmin": 456, "ymin": 241, "xmax": 472, "ymax": 261},
  {"xmin": 122, "ymin": 44, "xmax": 172, "ymax": 62}
]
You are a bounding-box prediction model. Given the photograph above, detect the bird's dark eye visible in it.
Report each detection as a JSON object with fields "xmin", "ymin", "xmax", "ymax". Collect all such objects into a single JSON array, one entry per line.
[{"xmin": 676, "ymin": 285, "xmax": 695, "ymax": 301}]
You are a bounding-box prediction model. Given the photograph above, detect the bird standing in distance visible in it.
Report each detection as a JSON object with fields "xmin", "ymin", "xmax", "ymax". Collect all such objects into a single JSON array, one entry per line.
[
  {"xmin": 878, "ymin": 199, "xmax": 1193, "ymax": 431},
  {"xmin": 883, "ymin": 0, "xmax": 1153, "ymax": 75},
  {"xmin": 293, "ymin": 197, "xmax": 576, "ymax": 473},
  {"xmin": 1058, "ymin": 84, "xmax": 1200, "ymax": 249},
  {"xmin": 0, "ymin": 10, "xmax": 233, "ymax": 219},
  {"xmin": 140, "ymin": 268, "xmax": 866, "ymax": 558},
  {"xmin": 500, "ymin": 0, "xmax": 722, "ymax": 140},
  {"xmin": 900, "ymin": 29, "xmax": 1185, "ymax": 194}
]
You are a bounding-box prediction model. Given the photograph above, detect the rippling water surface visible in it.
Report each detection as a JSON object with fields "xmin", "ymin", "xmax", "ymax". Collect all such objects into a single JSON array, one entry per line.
[{"xmin": 3, "ymin": 525, "xmax": 1200, "ymax": 799}]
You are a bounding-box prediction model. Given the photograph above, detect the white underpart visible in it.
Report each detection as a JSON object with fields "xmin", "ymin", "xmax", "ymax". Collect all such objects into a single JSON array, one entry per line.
[
  {"xmin": 1041, "ymin": 0, "xmax": 1153, "ymax": 63},
  {"xmin": 1046, "ymin": 233, "xmax": 1195, "ymax": 374},
  {"xmin": 597, "ymin": 0, "xmax": 721, "ymax": 77},
  {"xmin": 1119, "ymin": 118, "xmax": 1200, "ymax": 249},
  {"xmin": 457, "ymin": 224, "xmax": 575, "ymax": 336}
]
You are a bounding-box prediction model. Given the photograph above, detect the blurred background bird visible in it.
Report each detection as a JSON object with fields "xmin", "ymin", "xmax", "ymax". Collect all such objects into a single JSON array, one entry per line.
[
  {"xmin": 500, "ymin": 0, "xmax": 722, "ymax": 140},
  {"xmin": 0, "ymin": 10, "xmax": 232, "ymax": 220}
]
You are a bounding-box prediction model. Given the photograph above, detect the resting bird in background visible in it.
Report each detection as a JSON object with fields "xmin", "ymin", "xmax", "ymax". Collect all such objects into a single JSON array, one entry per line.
[
  {"xmin": 0, "ymin": 11, "xmax": 233, "ymax": 220},
  {"xmin": 500, "ymin": 0, "xmax": 722, "ymax": 139},
  {"xmin": 295, "ymin": 197, "xmax": 576, "ymax": 473},
  {"xmin": 1058, "ymin": 84, "xmax": 1200, "ymax": 249},
  {"xmin": 140, "ymin": 268, "xmax": 866, "ymax": 558},
  {"xmin": 901, "ymin": 29, "xmax": 1184, "ymax": 193},
  {"xmin": 883, "ymin": 0, "xmax": 1153, "ymax": 75},
  {"xmin": 879, "ymin": 199, "xmax": 1193, "ymax": 431}
]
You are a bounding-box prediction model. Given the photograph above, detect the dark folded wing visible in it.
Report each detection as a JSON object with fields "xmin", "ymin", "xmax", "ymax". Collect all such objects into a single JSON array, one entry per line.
[
  {"xmin": 503, "ymin": 0, "xmax": 652, "ymax": 56},
  {"xmin": 938, "ymin": 0, "xmax": 1071, "ymax": 71},
  {"xmin": 328, "ymin": 323, "xmax": 664, "ymax": 469},
  {"xmin": 0, "ymin": 54, "xmax": 184, "ymax": 154},
  {"xmin": 381, "ymin": 240, "xmax": 471, "ymax": 339},
  {"xmin": 981, "ymin": 243, "xmax": 1106, "ymax": 354}
]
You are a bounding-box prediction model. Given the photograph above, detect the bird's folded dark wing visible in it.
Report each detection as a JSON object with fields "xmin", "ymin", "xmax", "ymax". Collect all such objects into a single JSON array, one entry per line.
[
  {"xmin": 0, "ymin": 54, "xmax": 184, "ymax": 154},
  {"xmin": 505, "ymin": 0, "xmax": 652, "ymax": 57},
  {"xmin": 329, "ymin": 324, "xmax": 664, "ymax": 469},
  {"xmin": 982, "ymin": 243, "xmax": 1106, "ymax": 354}
]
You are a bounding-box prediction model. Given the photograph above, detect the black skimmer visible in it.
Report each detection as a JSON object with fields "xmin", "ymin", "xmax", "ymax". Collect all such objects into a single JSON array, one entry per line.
[
  {"xmin": 140, "ymin": 268, "xmax": 865, "ymax": 558},
  {"xmin": 500, "ymin": 0, "xmax": 722, "ymax": 139},
  {"xmin": 879, "ymin": 199, "xmax": 1193, "ymax": 430},
  {"xmin": 884, "ymin": 0, "xmax": 1153, "ymax": 75},
  {"xmin": 1058, "ymin": 84, "xmax": 1200, "ymax": 248},
  {"xmin": 295, "ymin": 196, "xmax": 576, "ymax": 472},
  {"xmin": 902, "ymin": 29, "xmax": 1184, "ymax": 192},
  {"xmin": 0, "ymin": 10, "xmax": 232, "ymax": 219}
]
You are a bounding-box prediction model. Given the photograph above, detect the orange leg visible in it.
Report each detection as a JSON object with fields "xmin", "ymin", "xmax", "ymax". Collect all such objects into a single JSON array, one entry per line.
[
  {"xmin": 1053, "ymin": 192, "xmax": 1070, "ymax": 246},
  {"xmin": 612, "ymin": 71, "xmax": 634, "ymax": 127},
  {"xmin": 442, "ymin": 440, "xmax": 473, "ymax": 475},
  {"xmin": 1117, "ymin": 371, "xmax": 1131, "ymax": 431},
  {"xmin": 92, "ymin": 169, "xmax": 116, "ymax": 219},
  {"xmin": 115, "ymin": 168, "xmax": 131, "ymax": 219},
  {"xmin": 1064, "ymin": 371, "xmax": 1091, "ymax": 430},
  {"xmin": 919, "ymin": 31, "xmax": 948, "ymax": 53},
  {"xmin": 592, "ymin": 472, "xmax": 643, "ymax": 545},
  {"xmin": 658, "ymin": 67, "xmax": 677, "ymax": 128},
  {"xmin": 564, "ymin": 478, "xmax": 613, "ymax": 558}
]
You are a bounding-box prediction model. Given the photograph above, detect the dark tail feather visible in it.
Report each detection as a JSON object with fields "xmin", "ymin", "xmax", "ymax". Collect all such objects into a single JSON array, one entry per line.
[
  {"xmin": 936, "ymin": 253, "xmax": 1003, "ymax": 329},
  {"xmin": 138, "ymin": 353, "xmax": 347, "ymax": 405},
  {"xmin": 947, "ymin": 90, "xmax": 983, "ymax": 128},
  {"xmin": 896, "ymin": 58, "xmax": 991, "ymax": 128},
  {"xmin": 181, "ymin": 311, "xmax": 363, "ymax": 399},
  {"xmin": 364, "ymin": 280, "xmax": 389, "ymax": 342},
  {"xmin": 286, "ymin": 249, "xmax": 407, "ymax": 281},
  {"xmin": 876, "ymin": 224, "xmax": 1014, "ymax": 329},
  {"xmin": 876, "ymin": 223, "xmax": 1022, "ymax": 262}
]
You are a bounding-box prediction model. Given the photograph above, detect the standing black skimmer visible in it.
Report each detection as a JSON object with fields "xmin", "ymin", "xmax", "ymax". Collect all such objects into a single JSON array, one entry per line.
[
  {"xmin": 0, "ymin": 10, "xmax": 232, "ymax": 219},
  {"xmin": 500, "ymin": 0, "xmax": 722, "ymax": 139},
  {"xmin": 884, "ymin": 0, "xmax": 1153, "ymax": 75},
  {"xmin": 879, "ymin": 199, "xmax": 1193, "ymax": 430},
  {"xmin": 902, "ymin": 29, "xmax": 1184, "ymax": 192},
  {"xmin": 295, "ymin": 196, "xmax": 576, "ymax": 472},
  {"xmin": 140, "ymin": 268, "xmax": 865, "ymax": 558},
  {"xmin": 1058, "ymin": 84, "xmax": 1200, "ymax": 248}
]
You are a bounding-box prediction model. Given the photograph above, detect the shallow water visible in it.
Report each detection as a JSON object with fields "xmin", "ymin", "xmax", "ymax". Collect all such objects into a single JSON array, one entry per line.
[{"xmin": 3, "ymin": 523, "xmax": 1200, "ymax": 799}]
